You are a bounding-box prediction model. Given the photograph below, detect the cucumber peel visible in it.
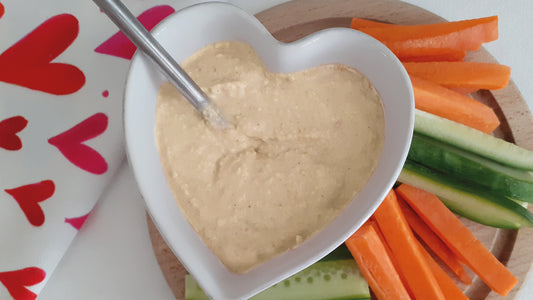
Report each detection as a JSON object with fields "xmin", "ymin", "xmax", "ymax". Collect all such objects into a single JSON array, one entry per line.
[
  {"xmin": 414, "ymin": 109, "xmax": 533, "ymax": 171},
  {"xmin": 185, "ymin": 259, "xmax": 370, "ymax": 300},
  {"xmin": 408, "ymin": 133, "xmax": 533, "ymax": 202},
  {"xmin": 399, "ymin": 160, "xmax": 533, "ymax": 229}
]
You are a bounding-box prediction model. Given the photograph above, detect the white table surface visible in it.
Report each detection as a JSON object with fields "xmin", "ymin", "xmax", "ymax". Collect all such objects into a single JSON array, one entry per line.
[{"xmin": 38, "ymin": 0, "xmax": 533, "ymax": 299}]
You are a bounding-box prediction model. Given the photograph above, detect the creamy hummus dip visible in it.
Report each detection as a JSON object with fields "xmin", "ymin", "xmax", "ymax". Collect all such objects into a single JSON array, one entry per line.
[{"xmin": 155, "ymin": 41, "xmax": 384, "ymax": 273}]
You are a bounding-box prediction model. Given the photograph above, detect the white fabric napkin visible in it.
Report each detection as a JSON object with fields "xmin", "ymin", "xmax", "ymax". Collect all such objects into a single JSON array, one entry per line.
[{"xmin": 0, "ymin": 1, "xmax": 215, "ymax": 298}]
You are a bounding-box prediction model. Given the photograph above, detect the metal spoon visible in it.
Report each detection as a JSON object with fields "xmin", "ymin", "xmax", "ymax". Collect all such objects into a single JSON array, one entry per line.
[{"xmin": 93, "ymin": 0, "xmax": 228, "ymax": 128}]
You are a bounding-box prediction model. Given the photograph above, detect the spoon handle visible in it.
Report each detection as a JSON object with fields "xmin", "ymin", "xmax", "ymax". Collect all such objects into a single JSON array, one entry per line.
[{"xmin": 93, "ymin": 0, "xmax": 225, "ymax": 123}]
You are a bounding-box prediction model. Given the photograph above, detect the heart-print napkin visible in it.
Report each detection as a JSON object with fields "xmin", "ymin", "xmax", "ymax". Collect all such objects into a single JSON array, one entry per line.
[{"xmin": 0, "ymin": 0, "xmax": 216, "ymax": 299}]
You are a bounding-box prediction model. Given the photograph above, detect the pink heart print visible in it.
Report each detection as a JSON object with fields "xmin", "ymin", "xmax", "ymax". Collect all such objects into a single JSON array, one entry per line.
[
  {"xmin": 0, "ymin": 14, "xmax": 85, "ymax": 95},
  {"xmin": 0, "ymin": 116, "xmax": 27, "ymax": 151},
  {"xmin": 95, "ymin": 5, "xmax": 175, "ymax": 59},
  {"xmin": 0, "ymin": 267, "xmax": 46, "ymax": 300},
  {"xmin": 48, "ymin": 113, "xmax": 108, "ymax": 175},
  {"xmin": 65, "ymin": 213, "xmax": 90, "ymax": 230},
  {"xmin": 4, "ymin": 180, "xmax": 55, "ymax": 227}
]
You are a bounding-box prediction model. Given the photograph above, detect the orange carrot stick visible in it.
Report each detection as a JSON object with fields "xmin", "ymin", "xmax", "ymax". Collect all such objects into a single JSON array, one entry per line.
[
  {"xmin": 403, "ymin": 61, "xmax": 511, "ymax": 90},
  {"xmin": 399, "ymin": 48, "xmax": 466, "ymax": 62},
  {"xmin": 411, "ymin": 76, "xmax": 500, "ymax": 133},
  {"xmin": 396, "ymin": 184, "xmax": 518, "ymax": 296},
  {"xmin": 350, "ymin": 19, "xmax": 471, "ymax": 61},
  {"xmin": 448, "ymin": 87, "xmax": 479, "ymax": 94},
  {"xmin": 397, "ymin": 197, "xmax": 472, "ymax": 284},
  {"xmin": 350, "ymin": 16, "xmax": 498, "ymax": 52},
  {"xmin": 350, "ymin": 18, "xmax": 466, "ymax": 61},
  {"xmin": 345, "ymin": 221, "xmax": 411, "ymax": 300},
  {"xmin": 416, "ymin": 239, "xmax": 469, "ymax": 300},
  {"xmin": 373, "ymin": 190, "xmax": 445, "ymax": 300},
  {"xmin": 369, "ymin": 217, "xmax": 415, "ymax": 299}
]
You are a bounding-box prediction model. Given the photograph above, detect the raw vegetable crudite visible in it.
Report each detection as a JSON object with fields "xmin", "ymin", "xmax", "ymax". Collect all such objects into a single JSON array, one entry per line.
[
  {"xmin": 345, "ymin": 221, "xmax": 410, "ymax": 300},
  {"xmin": 403, "ymin": 61, "xmax": 511, "ymax": 91},
  {"xmin": 345, "ymin": 189, "xmax": 520, "ymax": 300},
  {"xmin": 345, "ymin": 13, "xmax": 529, "ymax": 300},
  {"xmin": 414, "ymin": 109, "xmax": 533, "ymax": 171},
  {"xmin": 410, "ymin": 77, "xmax": 500, "ymax": 133},
  {"xmin": 350, "ymin": 16, "xmax": 498, "ymax": 61},
  {"xmin": 397, "ymin": 197, "xmax": 471, "ymax": 284},
  {"xmin": 185, "ymin": 259, "xmax": 370, "ymax": 300},
  {"xmin": 373, "ymin": 190, "xmax": 445, "ymax": 300},
  {"xmin": 415, "ymin": 239, "xmax": 469, "ymax": 300},
  {"xmin": 408, "ymin": 133, "xmax": 533, "ymax": 202},
  {"xmin": 396, "ymin": 184, "xmax": 519, "ymax": 296},
  {"xmin": 399, "ymin": 160, "xmax": 533, "ymax": 228}
]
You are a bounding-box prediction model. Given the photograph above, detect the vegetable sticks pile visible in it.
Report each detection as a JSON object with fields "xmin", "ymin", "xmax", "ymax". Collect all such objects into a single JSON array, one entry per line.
[
  {"xmin": 346, "ymin": 188, "xmax": 518, "ymax": 300},
  {"xmin": 351, "ymin": 16, "xmax": 507, "ymax": 134},
  {"xmin": 347, "ymin": 15, "xmax": 533, "ymax": 299}
]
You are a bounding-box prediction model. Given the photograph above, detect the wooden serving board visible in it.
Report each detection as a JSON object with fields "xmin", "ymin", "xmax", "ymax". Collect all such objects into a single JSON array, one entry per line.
[{"xmin": 147, "ymin": 0, "xmax": 533, "ymax": 299}]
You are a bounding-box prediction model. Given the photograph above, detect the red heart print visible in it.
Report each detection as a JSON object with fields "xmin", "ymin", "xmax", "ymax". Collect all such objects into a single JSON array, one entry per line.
[
  {"xmin": 48, "ymin": 113, "xmax": 108, "ymax": 175},
  {"xmin": 0, "ymin": 2, "xmax": 4, "ymax": 19},
  {"xmin": 0, "ymin": 116, "xmax": 27, "ymax": 151},
  {"xmin": 95, "ymin": 5, "xmax": 175, "ymax": 60},
  {"xmin": 65, "ymin": 212, "xmax": 90, "ymax": 230},
  {"xmin": 0, "ymin": 14, "xmax": 85, "ymax": 95},
  {"xmin": 4, "ymin": 180, "xmax": 55, "ymax": 227},
  {"xmin": 0, "ymin": 267, "xmax": 46, "ymax": 300}
]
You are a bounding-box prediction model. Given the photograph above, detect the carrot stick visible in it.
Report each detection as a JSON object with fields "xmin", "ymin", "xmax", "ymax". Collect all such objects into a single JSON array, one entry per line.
[
  {"xmin": 350, "ymin": 19, "xmax": 469, "ymax": 61},
  {"xmin": 350, "ymin": 18, "xmax": 466, "ymax": 61},
  {"xmin": 449, "ymin": 87, "xmax": 479, "ymax": 94},
  {"xmin": 399, "ymin": 48, "xmax": 466, "ymax": 62},
  {"xmin": 345, "ymin": 221, "xmax": 411, "ymax": 300},
  {"xmin": 350, "ymin": 16, "xmax": 498, "ymax": 51},
  {"xmin": 369, "ymin": 217, "xmax": 415, "ymax": 299},
  {"xmin": 403, "ymin": 61, "xmax": 511, "ymax": 90},
  {"xmin": 397, "ymin": 196, "xmax": 472, "ymax": 284},
  {"xmin": 373, "ymin": 190, "xmax": 445, "ymax": 300},
  {"xmin": 416, "ymin": 239, "xmax": 469, "ymax": 300},
  {"xmin": 411, "ymin": 76, "xmax": 500, "ymax": 133},
  {"xmin": 396, "ymin": 184, "xmax": 519, "ymax": 296}
]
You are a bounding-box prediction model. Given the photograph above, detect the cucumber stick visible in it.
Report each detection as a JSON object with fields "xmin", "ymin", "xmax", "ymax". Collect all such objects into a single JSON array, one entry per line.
[
  {"xmin": 408, "ymin": 133, "xmax": 533, "ymax": 202},
  {"xmin": 185, "ymin": 260, "xmax": 370, "ymax": 300},
  {"xmin": 399, "ymin": 160, "xmax": 533, "ymax": 229},
  {"xmin": 414, "ymin": 109, "xmax": 533, "ymax": 171}
]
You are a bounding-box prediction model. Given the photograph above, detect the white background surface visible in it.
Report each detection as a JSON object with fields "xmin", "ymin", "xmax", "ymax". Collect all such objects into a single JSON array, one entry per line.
[{"xmin": 37, "ymin": 0, "xmax": 533, "ymax": 299}]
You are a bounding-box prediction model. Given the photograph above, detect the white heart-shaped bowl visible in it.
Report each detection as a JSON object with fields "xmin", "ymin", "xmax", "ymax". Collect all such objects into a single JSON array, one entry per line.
[{"xmin": 125, "ymin": 2, "xmax": 413, "ymax": 299}]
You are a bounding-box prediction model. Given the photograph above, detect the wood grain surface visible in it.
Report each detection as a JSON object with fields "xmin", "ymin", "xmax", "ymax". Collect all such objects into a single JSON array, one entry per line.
[{"xmin": 147, "ymin": 0, "xmax": 533, "ymax": 299}]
